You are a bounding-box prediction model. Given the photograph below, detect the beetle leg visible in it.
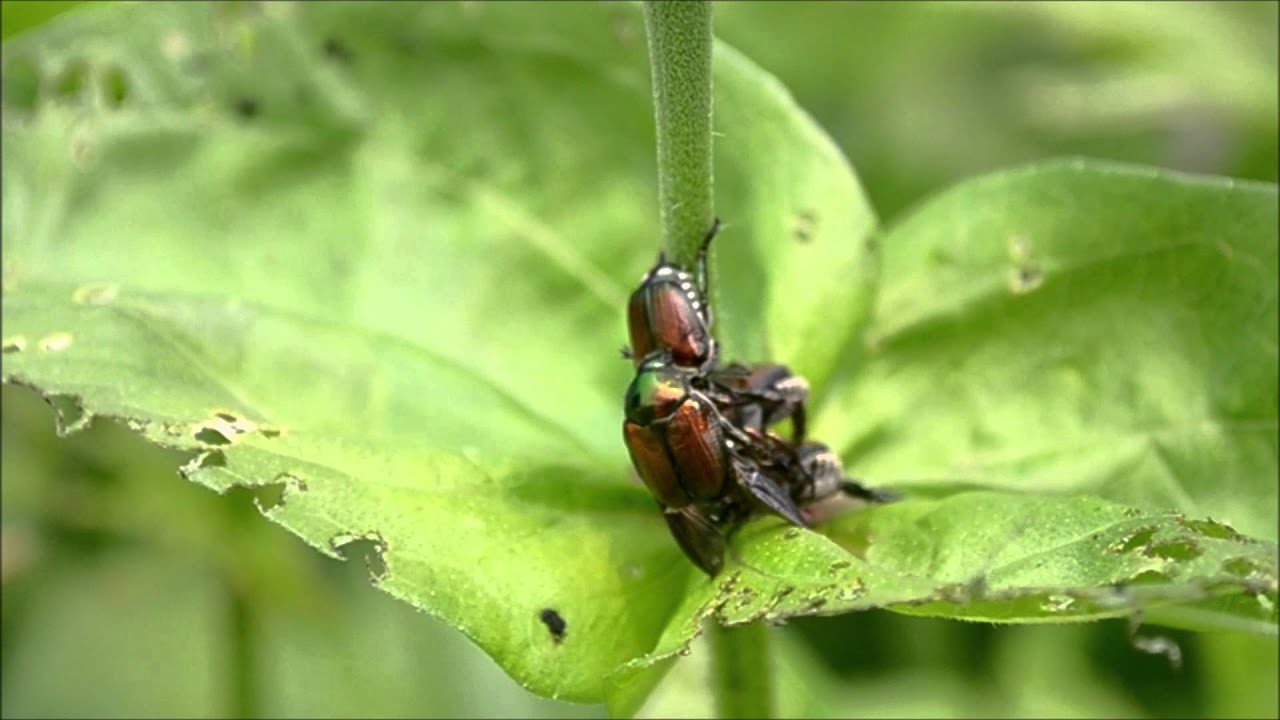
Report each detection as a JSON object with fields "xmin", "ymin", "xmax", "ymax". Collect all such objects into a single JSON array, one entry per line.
[
  {"xmin": 694, "ymin": 217, "xmax": 721, "ymax": 330},
  {"xmin": 791, "ymin": 443, "xmax": 901, "ymax": 506},
  {"xmin": 706, "ymin": 363, "xmax": 809, "ymax": 444},
  {"xmin": 750, "ymin": 368, "xmax": 809, "ymax": 443},
  {"xmin": 838, "ymin": 479, "xmax": 901, "ymax": 505},
  {"xmin": 703, "ymin": 396, "xmax": 758, "ymax": 448},
  {"xmin": 736, "ymin": 404, "xmax": 766, "ymax": 435},
  {"xmin": 663, "ymin": 506, "xmax": 725, "ymax": 577},
  {"xmin": 729, "ymin": 453, "xmax": 809, "ymax": 528},
  {"xmin": 694, "ymin": 217, "xmax": 721, "ymax": 298}
]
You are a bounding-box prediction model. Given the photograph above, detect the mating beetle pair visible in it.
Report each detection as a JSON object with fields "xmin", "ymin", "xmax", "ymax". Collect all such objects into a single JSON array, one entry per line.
[{"xmin": 621, "ymin": 219, "xmax": 893, "ymax": 576}]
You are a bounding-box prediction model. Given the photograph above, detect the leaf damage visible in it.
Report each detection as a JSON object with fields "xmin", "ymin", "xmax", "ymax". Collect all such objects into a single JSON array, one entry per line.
[{"xmin": 331, "ymin": 531, "xmax": 389, "ymax": 582}]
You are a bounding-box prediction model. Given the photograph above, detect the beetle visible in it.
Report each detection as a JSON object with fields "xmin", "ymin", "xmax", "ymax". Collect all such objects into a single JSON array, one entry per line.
[
  {"xmin": 639, "ymin": 421, "xmax": 897, "ymax": 576},
  {"xmin": 622, "ymin": 354, "xmax": 809, "ymax": 575},
  {"xmin": 623, "ymin": 218, "xmax": 810, "ymax": 442},
  {"xmin": 704, "ymin": 360, "xmax": 810, "ymax": 444},
  {"xmin": 741, "ymin": 431, "xmax": 900, "ymax": 510},
  {"xmin": 624, "ymin": 219, "xmax": 720, "ymax": 371}
]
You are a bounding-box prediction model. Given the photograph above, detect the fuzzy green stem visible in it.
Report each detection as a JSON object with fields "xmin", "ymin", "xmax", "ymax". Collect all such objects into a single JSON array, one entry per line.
[
  {"xmin": 227, "ymin": 583, "xmax": 257, "ymax": 719},
  {"xmin": 642, "ymin": 0, "xmax": 714, "ymax": 269},
  {"xmin": 643, "ymin": 5, "xmax": 772, "ymax": 716},
  {"xmin": 708, "ymin": 621, "xmax": 776, "ymax": 718}
]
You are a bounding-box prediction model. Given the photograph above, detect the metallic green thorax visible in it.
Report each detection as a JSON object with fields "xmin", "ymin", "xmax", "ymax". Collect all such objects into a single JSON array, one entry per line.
[{"xmin": 624, "ymin": 362, "xmax": 688, "ymax": 426}]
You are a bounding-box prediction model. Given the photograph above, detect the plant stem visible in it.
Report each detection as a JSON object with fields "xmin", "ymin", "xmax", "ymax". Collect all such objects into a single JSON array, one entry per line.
[
  {"xmin": 227, "ymin": 582, "xmax": 257, "ymax": 719},
  {"xmin": 642, "ymin": 0, "xmax": 715, "ymax": 269},
  {"xmin": 643, "ymin": 4, "xmax": 773, "ymax": 717},
  {"xmin": 708, "ymin": 621, "xmax": 776, "ymax": 718}
]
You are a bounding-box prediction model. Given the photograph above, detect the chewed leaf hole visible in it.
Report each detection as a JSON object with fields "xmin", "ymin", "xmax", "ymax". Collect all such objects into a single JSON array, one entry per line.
[
  {"xmin": 2, "ymin": 55, "xmax": 40, "ymax": 113},
  {"xmin": 1144, "ymin": 539, "xmax": 1204, "ymax": 561},
  {"xmin": 192, "ymin": 410, "xmax": 261, "ymax": 446},
  {"xmin": 332, "ymin": 532, "xmax": 388, "ymax": 581},
  {"xmin": 194, "ymin": 427, "xmax": 232, "ymax": 446},
  {"xmin": 1222, "ymin": 557, "xmax": 1263, "ymax": 578},
  {"xmin": 251, "ymin": 484, "xmax": 286, "ymax": 512},
  {"xmin": 233, "ymin": 96, "xmax": 259, "ymax": 119},
  {"xmin": 1008, "ymin": 234, "xmax": 1032, "ymax": 261},
  {"xmin": 253, "ymin": 472, "xmax": 309, "ymax": 512},
  {"xmin": 45, "ymin": 393, "xmax": 90, "ymax": 436},
  {"xmin": 322, "ymin": 36, "xmax": 354, "ymax": 64},
  {"xmin": 162, "ymin": 30, "xmax": 192, "ymax": 63},
  {"xmin": 72, "ymin": 283, "xmax": 119, "ymax": 305},
  {"xmin": 101, "ymin": 65, "xmax": 130, "ymax": 108},
  {"xmin": 1180, "ymin": 517, "xmax": 1246, "ymax": 541},
  {"xmin": 194, "ymin": 450, "xmax": 227, "ymax": 469},
  {"xmin": 1005, "ymin": 234, "xmax": 1043, "ymax": 294},
  {"xmin": 1127, "ymin": 569, "xmax": 1171, "ymax": 585},
  {"xmin": 52, "ymin": 58, "xmax": 89, "ymax": 102},
  {"xmin": 1008, "ymin": 263, "xmax": 1044, "ymax": 294},
  {"xmin": 1110, "ymin": 527, "xmax": 1156, "ymax": 553},
  {"xmin": 792, "ymin": 209, "xmax": 817, "ymax": 243},
  {"xmin": 37, "ymin": 332, "xmax": 74, "ymax": 352}
]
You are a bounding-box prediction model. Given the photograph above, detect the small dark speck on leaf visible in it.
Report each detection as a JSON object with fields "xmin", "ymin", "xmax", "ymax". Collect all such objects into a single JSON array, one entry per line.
[
  {"xmin": 539, "ymin": 608, "xmax": 567, "ymax": 643},
  {"xmin": 234, "ymin": 97, "xmax": 259, "ymax": 119},
  {"xmin": 792, "ymin": 209, "xmax": 817, "ymax": 243},
  {"xmin": 1009, "ymin": 263, "xmax": 1044, "ymax": 294},
  {"xmin": 323, "ymin": 36, "xmax": 353, "ymax": 64}
]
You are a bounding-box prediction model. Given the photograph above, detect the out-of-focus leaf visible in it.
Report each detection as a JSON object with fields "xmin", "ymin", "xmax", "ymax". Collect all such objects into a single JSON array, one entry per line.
[
  {"xmin": 715, "ymin": 2, "xmax": 1279, "ymax": 217},
  {"xmin": 1, "ymin": 551, "xmax": 230, "ymax": 717}
]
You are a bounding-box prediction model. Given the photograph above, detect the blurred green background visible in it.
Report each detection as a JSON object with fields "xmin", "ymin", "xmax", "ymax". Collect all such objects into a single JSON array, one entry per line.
[{"xmin": 2, "ymin": 1, "xmax": 1276, "ymax": 717}]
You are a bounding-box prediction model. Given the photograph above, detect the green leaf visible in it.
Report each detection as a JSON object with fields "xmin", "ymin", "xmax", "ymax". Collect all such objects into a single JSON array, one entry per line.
[
  {"xmin": 4, "ymin": 2, "xmax": 1276, "ymax": 714},
  {"xmin": 816, "ymin": 160, "xmax": 1279, "ymax": 541},
  {"xmin": 606, "ymin": 491, "xmax": 1277, "ymax": 715},
  {"xmin": 604, "ymin": 162, "xmax": 1280, "ymax": 715},
  {"xmin": 0, "ymin": 0, "xmax": 875, "ymax": 705}
]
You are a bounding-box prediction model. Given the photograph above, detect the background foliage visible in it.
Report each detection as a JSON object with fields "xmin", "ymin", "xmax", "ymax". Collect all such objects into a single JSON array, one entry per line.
[{"xmin": 2, "ymin": 2, "xmax": 1276, "ymax": 718}]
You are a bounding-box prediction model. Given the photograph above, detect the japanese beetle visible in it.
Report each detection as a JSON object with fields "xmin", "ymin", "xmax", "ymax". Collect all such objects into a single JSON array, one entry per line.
[
  {"xmin": 789, "ymin": 442, "xmax": 899, "ymax": 507},
  {"xmin": 622, "ymin": 355, "xmax": 810, "ymax": 575},
  {"xmin": 661, "ymin": 505, "xmax": 729, "ymax": 578},
  {"xmin": 623, "ymin": 217, "xmax": 809, "ymax": 442},
  {"xmin": 624, "ymin": 219, "xmax": 720, "ymax": 370},
  {"xmin": 743, "ymin": 433, "xmax": 899, "ymax": 510},
  {"xmin": 705, "ymin": 361, "xmax": 810, "ymax": 444}
]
